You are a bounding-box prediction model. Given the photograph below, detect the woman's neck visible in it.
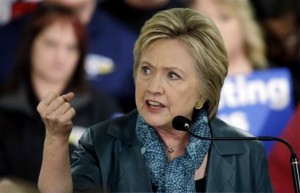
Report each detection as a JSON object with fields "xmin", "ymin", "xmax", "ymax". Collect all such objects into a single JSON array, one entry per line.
[
  {"xmin": 156, "ymin": 128, "xmax": 189, "ymax": 160},
  {"xmin": 228, "ymin": 52, "xmax": 253, "ymax": 76}
]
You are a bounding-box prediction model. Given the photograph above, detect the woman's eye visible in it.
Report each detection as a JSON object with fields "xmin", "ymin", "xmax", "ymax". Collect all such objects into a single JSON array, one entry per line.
[
  {"xmin": 68, "ymin": 44, "xmax": 78, "ymax": 52},
  {"xmin": 141, "ymin": 66, "xmax": 151, "ymax": 75},
  {"xmin": 45, "ymin": 40, "xmax": 56, "ymax": 48},
  {"xmin": 167, "ymin": 71, "xmax": 180, "ymax": 80}
]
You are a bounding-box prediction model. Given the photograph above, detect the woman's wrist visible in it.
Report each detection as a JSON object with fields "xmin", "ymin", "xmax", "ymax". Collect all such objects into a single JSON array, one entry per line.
[{"xmin": 45, "ymin": 135, "xmax": 70, "ymax": 146}]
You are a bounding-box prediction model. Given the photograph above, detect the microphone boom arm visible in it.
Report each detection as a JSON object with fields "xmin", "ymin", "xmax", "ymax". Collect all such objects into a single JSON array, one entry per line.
[
  {"xmin": 172, "ymin": 115, "xmax": 300, "ymax": 193},
  {"xmin": 186, "ymin": 128, "xmax": 300, "ymax": 193}
]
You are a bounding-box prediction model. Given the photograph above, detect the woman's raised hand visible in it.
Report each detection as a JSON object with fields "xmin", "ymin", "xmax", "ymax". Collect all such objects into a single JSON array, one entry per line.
[
  {"xmin": 37, "ymin": 91, "xmax": 76, "ymax": 141},
  {"xmin": 37, "ymin": 92, "xmax": 75, "ymax": 193}
]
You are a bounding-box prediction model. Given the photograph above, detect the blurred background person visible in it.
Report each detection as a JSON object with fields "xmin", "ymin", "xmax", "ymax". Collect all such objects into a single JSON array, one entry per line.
[
  {"xmin": 250, "ymin": 0, "xmax": 299, "ymax": 69},
  {"xmin": 189, "ymin": 0, "xmax": 294, "ymax": 155},
  {"xmin": 249, "ymin": 0, "xmax": 300, "ymax": 192},
  {"xmin": 98, "ymin": 0, "xmax": 185, "ymax": 40},
  {"xmin": 188, "ymin": 0, "xmax": 268, "ymax": 76},
  {"xmin": 0, "ymin": 178, "xmax": 39, "ymax": 193},
  {"xmin": 0, "ymin": 0, "xmax": 97, "ymax": 88},
  {"xmin": 0, "ymin": 0, "xmax": 14, "ymax": 26},
  {"xmin": 78, "ymin": 0, "xmax": 186, "ymax": 112},
  {"xmin": 190, "ymin": 1, "xmax": 298, "ymax": 192},
  {"xmin": 0, "ymin": 0, "xmax": 185, "ymax": 113},
  {"xmin": 267, "ymin": 102, "xmax": 300, "ymax": 193},
  {"xmin": 0, "ymin": 2, "xmax": 122, "ymax": 186},
  {"xmin": 250, "ymin": 0, "xmax": 300, "ymax": 105}
]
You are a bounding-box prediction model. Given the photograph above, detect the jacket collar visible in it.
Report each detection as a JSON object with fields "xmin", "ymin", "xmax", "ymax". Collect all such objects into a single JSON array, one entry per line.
[
  {"xmin": 106, "ymin": 109, "xmax": 140, "ymax": 146},
  {"xmin": 206, "ymin": 118, "xmax": 251, "ymax": 192},
  {"xmin": 105, "ymin": 111, "xmax": 248, "ymax": 192},
  {"xmin": 107, "ymin": 110, "xmax": 248, "ymax": 155},
  {"xmin": 105, "ymin": 110, "xmax": 153, "ymax": 192},
  {"xmin": 210, "ymin": 117, "xmax": 247, "ymax": 155}
]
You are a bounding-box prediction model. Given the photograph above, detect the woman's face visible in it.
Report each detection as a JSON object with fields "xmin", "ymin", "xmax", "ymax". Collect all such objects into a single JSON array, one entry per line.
[
  {"xmin": 192, "ymin": 0, "xmax": 245, "ymax": 59},
  {"xmin": 31, "ymin": 21, "xmax": 79, "ymax": 84},
  {"xmin": 135, "ymin": 39, "xmax": 200, "ymax": 130}
]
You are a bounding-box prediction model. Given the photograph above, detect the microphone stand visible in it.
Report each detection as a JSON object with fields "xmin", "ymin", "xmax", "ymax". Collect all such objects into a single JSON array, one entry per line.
[{"xmin": 186, "ymin": 129, "xmax": 300, "ymax": 193}]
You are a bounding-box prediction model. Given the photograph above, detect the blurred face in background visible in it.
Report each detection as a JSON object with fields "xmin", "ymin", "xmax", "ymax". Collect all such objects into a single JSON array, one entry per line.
[
  {"xmin": 44, "ymin": 0, "xmax": 94, "ymax": 9},
  {"xmin": 124, "ymin": 0, "xmax": 169, "ymax": 9},
  {"xmin": 263, "ymin": 13, "xmax": 299, "ymax": 63},
  {"xmin": 192, "ymin": 0, "xmax": 245, "ymax": 60},
  {"xmin": 31, "ymin": 20, "xmax": 79, "ymax": 84}
]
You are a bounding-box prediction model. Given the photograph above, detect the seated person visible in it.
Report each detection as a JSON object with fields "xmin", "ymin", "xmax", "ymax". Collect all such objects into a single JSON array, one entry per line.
[{"xmin": 0, "ymin": 3, "xmax": 122, "ymax": 185}]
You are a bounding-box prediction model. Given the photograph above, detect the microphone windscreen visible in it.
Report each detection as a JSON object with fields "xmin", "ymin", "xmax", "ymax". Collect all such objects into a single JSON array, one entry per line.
[{"xmin": 172, "ymin": 115, "xmax": 191, "ymax": 131}]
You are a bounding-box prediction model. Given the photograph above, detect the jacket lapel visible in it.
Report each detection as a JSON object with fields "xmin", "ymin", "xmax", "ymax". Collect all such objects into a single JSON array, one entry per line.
[
  {"xmin": 107, "ymin": 110, "xmax": 153, "ymax": 192},
  {"xmin": 118, "ymin": 146, "xmax": 153, "ymax": 192},
  {"xmin": 206, "ymin": 146, "xmax": 235, "ymax": 191},
  {"xmin": 106, "ymin": 112, "xmax": 249, "ymax": 192},
  {"xmin": 206, "ymin": 118, "xmax": 245, "ymax": 192}
]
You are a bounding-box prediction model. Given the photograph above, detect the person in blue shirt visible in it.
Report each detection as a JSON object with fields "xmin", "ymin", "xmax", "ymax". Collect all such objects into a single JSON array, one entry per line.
[{"xmin": 0, "ymin": 0, "xmax": 185, "ymax": 113}]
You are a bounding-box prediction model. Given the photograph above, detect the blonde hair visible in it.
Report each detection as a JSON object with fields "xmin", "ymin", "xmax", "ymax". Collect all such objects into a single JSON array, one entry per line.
[
  {"xmin": 190, "ymin": 0, "xmax": 268, "ymax": 70},
  {"xmin": 133, "ymin": 8, "xmax": 228, "ymax": 119}
]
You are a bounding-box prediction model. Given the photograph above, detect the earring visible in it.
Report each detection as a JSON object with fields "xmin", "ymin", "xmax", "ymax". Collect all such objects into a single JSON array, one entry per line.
[{"xmin": 195, "ymin": 99, "xmax": 203, "ymax": 109}]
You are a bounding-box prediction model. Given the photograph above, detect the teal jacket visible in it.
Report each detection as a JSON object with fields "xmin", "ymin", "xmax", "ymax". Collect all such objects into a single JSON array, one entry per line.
[{"xmin": 71, "ymin": 110, "xmax": 273, "ymax": 192}]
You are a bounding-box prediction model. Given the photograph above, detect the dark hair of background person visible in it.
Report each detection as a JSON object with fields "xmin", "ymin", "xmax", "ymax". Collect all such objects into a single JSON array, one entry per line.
[
  {"xmin": 0, "ymin": 2, "xmax": 88, "ymax": 94},
  {"xmin": 250, "ymin": 0, "xmax": 299, "ymax": 19},
  {"xmin": 250, "ymin": 0, "xmax": 300, "ymax": 105},
  {"xmin": 98, "ymin": 0, "xmax": 186, "ymax": 40},
  {"xmin": 95, "ymin": 0, "xmax": 186, "ymax": 113},
  {"xmin": 250, "ymin": 0, "xmax": 299, "ymax": 66}
]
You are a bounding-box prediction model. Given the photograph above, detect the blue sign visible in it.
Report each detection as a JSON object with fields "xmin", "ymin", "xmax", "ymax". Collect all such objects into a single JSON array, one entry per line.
[{"xmin": 217, "ymin": 68, "xmax": 294, "ymax": 154}]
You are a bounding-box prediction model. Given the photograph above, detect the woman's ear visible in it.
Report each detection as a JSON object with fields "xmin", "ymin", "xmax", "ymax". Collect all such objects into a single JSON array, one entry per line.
[{"xmin": 194, "ymin": 97, "xmax": 205, "ymax": 109}]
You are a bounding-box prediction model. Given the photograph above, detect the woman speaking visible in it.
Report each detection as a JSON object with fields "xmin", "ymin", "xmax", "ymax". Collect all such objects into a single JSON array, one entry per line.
[{"xmin": 37, "ymin": 8, "xmax": 273, "ymax": 193}]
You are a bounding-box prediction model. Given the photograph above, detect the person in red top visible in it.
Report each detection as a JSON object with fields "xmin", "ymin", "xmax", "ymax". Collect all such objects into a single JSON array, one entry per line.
[{"xmin": 268, "ymin": 103, "xmax": 300, "ymax": 193}]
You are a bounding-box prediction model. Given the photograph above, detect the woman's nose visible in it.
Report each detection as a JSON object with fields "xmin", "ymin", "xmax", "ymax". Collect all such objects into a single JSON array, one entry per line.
[{"xmin": 148, "ymin": 74, "xmax": 164, "ymax": 95}]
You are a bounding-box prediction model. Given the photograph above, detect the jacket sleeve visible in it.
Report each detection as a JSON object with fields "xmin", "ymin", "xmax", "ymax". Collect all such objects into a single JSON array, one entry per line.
[
  {"xmin": 254, "ymin": 141, "xmax": 274, "ymax": 192},
  {"xmin": 71, "ymin": 129, "xmax": 103, "ymax": 193}
]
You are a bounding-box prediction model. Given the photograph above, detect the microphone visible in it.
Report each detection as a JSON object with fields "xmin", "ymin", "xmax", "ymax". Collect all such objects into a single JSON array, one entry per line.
[{"xmin": 172, "ymin": 115, "xmax": 300, "ymax": 193}]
